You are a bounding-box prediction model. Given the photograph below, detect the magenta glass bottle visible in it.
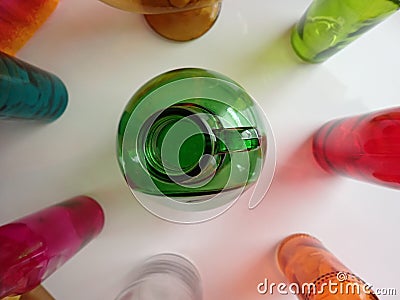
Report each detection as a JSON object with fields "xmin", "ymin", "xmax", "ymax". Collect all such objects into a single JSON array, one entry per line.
[
  {"xmin": 313, "ymin": 107, "xmax": 400, "ymax": 189},
  {"xmin": 0, "ymin": 196, "xmax": 105, "ymax": 298}
]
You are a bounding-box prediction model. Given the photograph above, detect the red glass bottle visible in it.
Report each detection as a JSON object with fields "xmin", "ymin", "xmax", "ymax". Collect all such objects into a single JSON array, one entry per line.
[
  {"xmin": 0, "ymin": 196, "xmax": 105, "ymax": 298},
  {"xmin": 313, "ymin": 107, "xmax": 400, "ymax": 189}
]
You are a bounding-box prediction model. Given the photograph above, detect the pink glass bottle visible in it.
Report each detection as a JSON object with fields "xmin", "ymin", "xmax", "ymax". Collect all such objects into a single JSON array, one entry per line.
[
  {"xmin": 0, "ymin": 196, "xmax": 105, "ymax": 298},
  {"xmin": 313, "ymin": 107, "xmax": 400, "ymax": 189}
]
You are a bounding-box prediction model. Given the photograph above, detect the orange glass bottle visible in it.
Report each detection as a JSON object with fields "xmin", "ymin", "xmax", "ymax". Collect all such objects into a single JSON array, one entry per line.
[
  {"xmin": 277, "ymin": 233, "xmax": 378, "ymax": 300},
  {"xmin": 0, "ymin": 0, "xmax": 59, "ymax": 55}
]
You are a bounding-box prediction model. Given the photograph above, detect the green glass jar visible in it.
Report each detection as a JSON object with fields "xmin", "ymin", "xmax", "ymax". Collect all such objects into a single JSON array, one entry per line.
[
  {"xmin": 292, "ymin": 0, "xmax": 400, "ymax": 63},
  {"xmin": 117, "ymin": 68, "xmax": 275, "ymax": 223}
]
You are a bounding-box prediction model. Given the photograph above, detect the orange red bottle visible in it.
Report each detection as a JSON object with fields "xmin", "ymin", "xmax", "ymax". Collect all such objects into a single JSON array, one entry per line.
[{"xmin": 0, "ymin": 0, "xmax": 59, "ymax": 55}]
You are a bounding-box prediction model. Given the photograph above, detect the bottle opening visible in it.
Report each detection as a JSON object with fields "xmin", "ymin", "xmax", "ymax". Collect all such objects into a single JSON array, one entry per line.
[{"xmin": 141, "ymin": 105, "xmax": 217, "ymax": 184}]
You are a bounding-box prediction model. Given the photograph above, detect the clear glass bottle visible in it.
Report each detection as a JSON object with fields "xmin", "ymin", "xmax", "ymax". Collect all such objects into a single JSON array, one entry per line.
[
  {"xmin": 0, "ymin": 51, "xmax": 68, "ymax": 121},
  {"xmin": 117, "ymin": 68, "xmax": 276, "ymax": 223},
  {"xmin": 115, "ymin": 254, "xmax": 202, "ymax": 300},
  {"xmin": 291, "ymin": 0, "xmax": 400, "ymax": 63}
]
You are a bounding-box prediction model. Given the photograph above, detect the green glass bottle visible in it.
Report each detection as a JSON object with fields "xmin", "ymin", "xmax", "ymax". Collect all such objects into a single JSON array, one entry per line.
[
  {"xmin": 292, "ymin": 0, "xmax": 400, "ymax": 63},
  {"xmin": 117, "ymin": 68, "xmax": 275, "ymax": 223}
]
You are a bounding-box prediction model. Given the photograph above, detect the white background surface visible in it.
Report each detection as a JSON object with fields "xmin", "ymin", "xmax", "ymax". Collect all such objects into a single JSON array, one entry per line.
[{"xmin": 1, "ymin": 0, "xmax": 400, "ymax": 299}]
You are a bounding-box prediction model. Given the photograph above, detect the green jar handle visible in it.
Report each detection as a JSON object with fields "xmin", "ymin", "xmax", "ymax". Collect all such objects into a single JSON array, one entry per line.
[{"xmin": 214, "ymin": 127, "xmax": 261, "ymax": 154}]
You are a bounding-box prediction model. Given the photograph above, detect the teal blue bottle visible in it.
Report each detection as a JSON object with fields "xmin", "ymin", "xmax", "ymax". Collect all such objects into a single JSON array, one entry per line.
[{"xmin": 0, "ymin": 51, "xmax": 68, "ymax": 121}]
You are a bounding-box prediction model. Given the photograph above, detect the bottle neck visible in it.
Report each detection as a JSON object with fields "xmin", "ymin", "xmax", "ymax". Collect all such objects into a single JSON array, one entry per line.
[{"xmin": 140, "ymin": 103, "xmax": 223, "ymax": 185}]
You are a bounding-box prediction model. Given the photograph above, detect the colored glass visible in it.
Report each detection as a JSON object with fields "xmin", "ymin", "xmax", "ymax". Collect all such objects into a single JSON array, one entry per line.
[
  {"xmin": 3, "ymin": 285, "xmax": 54, "ymax": 300},
  {"xmin": 0, "ymin": 0, "xmax": 59, "ymax": 55},
  {"xmin": 313, "ymin": 107, "xmax": 400, "ymax": 189},
  {"xmin": 292, "ymin": 0, "xmax": 400, "ymax": 63},
  {"xmin": 117, "ymin": 68, "xmax": 276, "ymax": 223},
  {"xmin": 98, "ymin": 0, "xmax": 221, "ymax": 41},
  {"xmin": 115, "ymin": 253, "xmax": 202, "ymax": 300},
  {"xmin": 277, "ymin": 233, "xmax": 378, "ymax": 300},
  {"xmin": 20, "ymin": 285, "xmax": 54, "ymax": 300},
  {"xmin": 0, "ymin": 51, "xmax": 68, "ymax": 121},
  {"xmin": 0, "ymin": 196, "xmax": 105, "ymax": 298}
]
